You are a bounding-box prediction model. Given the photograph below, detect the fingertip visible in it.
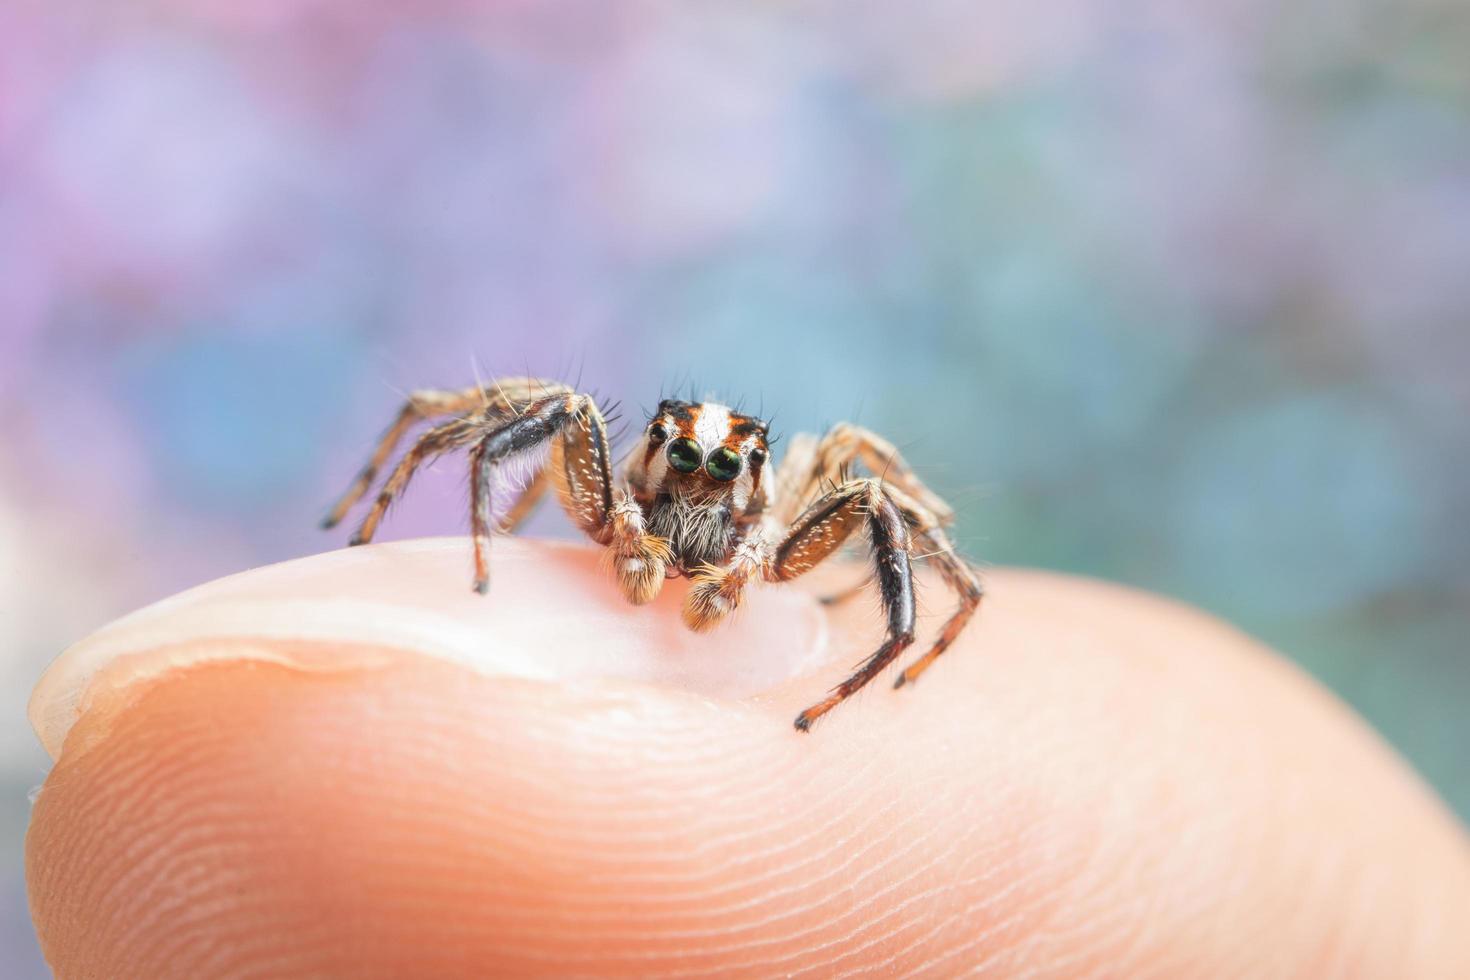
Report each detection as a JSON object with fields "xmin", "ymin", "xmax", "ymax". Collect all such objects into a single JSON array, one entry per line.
[
  {"xmin": 25, "ymin": 655, "xmax": 859, "ymax": 976},
  {"xmin": 28, "ymin": 538, "xmax": 829, "ymax": 761},
  {"xmin": 25, "ymin": 546, "xmax": 1470, "ymax": 978}
]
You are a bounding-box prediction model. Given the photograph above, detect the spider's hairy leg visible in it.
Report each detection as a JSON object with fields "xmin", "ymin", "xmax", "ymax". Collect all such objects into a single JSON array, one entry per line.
[
  {"xmin": 470, "ymin": 441, "xmax": 494, "ymax": 593},
  {"xmin": 607, "ymin": 494, "xmax": 671, "ymax": 605},
  {"xmin": 765, "ymin": 479, "xmax": 917, "ymax": 732},
  {"xmin": 765, "ymin": 430, "xmax": 866, "ymax": 602},
  {"xmin": 547, "ymin": 394, "xmax": 615, "ymax": 542},
  {"xmin": 769, "ymin": 432, "xmax": 819, "ymax": 526},
  {"xmin": 683, "ymin": 536, "xmax": 770, "ymax": 632},
  {"xmin": 349, "ymin": 418, "xmax": 479, "ymax": 546},
  {"xmin": 775, "ymin": 422, "xmax": 955, "ymax": 527},
  {"xmin": 322, "ymin": 388, "xmax": 484, "ymax": 529},
  {"xmin": 895, "ymin": 525, "xmax": 983, "ymax": 689},
  {"xmin": 541, "ymin": 392, "xmax": 669, "ymax": 605},
  {"xmin": 326, "ymin": 378, "xmax": 634, "ymax": 595},
  {"xmin": 466, "ymin": 396, "xmax": 580, "ymax": 593}
]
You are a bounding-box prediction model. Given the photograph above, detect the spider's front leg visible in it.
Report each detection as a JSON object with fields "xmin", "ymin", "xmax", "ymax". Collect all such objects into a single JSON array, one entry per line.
[
  {"xmin": 686, "ymin": 478, "xmax": 917, "ymax": 731},
  {"xmin": 783, "ymin": 480, "xmax": 917, "ymax": 730},
  {"xmin": 884, "ymin": 493, "xmax": 985, "ymax": 689},
  {"xmin": 538, "ymin": 395, "xmax": 671, "ymax": 604},
  {"xmin": 469, "ymin": 391, "xmax": 672, "ymax": 600}
]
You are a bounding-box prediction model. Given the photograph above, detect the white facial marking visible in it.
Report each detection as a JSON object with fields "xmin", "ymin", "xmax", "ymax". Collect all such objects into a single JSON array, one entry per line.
[{"xmin": 694, "ymin": 402, "xmax": 732, "ymax": 450}]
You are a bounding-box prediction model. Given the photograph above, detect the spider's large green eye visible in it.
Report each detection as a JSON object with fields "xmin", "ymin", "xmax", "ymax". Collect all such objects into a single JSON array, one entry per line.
[
  {"xmin": 705, "ymin": 446, "xmax": 743, "ymax": 482},
  {"xmin": 667, "ymin": 438, "xmax": 703, "ymax": 474}
]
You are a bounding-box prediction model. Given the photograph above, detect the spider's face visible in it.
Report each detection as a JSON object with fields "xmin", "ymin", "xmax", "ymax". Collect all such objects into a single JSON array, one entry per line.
[{"xmin": 630, "ymin": 399, "xmax": 769, "ymax": 507}]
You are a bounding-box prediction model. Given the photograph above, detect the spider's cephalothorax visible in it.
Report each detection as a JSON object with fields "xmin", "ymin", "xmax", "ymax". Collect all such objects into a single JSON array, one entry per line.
[
  {"xmin": 626, "ymin": 399, "xmax": 770, "ymax": 573},
  {"xmin": 322, "ymin": 378, "xmax": 982, "ymax": 731}
]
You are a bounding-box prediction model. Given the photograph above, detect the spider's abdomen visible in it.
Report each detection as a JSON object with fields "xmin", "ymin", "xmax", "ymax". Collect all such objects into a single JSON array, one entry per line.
[{"xmin": 646, "ymin": 495, "xmax": 735, "ymax": 572}]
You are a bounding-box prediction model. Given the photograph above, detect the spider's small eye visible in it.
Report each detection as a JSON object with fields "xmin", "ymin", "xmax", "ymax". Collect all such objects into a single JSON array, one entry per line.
[
  {"xmin": 647, "ymin": 423, "xmax": 668, "ymax": 446},
  {"xmin": 705, "ymin": 446, "xmax": 743, "ymax": 482},
  {"xmin": 749, "ymin": 447, "xmax": 767, "ymax": 465},
  {"xmin": 667, "ymin": 438, "xmax": 703, "ymax": 474}
]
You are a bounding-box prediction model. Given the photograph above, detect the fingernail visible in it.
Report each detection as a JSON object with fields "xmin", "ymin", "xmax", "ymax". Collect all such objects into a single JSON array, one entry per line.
[{"xmin": 29, "ymin": 538, "xmax": 830, "ymax": 760}]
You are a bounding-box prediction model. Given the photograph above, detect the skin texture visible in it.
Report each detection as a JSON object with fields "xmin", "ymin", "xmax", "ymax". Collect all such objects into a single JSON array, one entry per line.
[{"xmin": 25, "ymin": 539, "xmax": 1470, "ymax": 978}]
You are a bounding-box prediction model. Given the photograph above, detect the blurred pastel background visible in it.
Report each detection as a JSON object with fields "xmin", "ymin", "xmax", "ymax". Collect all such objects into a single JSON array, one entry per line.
[{"xmin": 3, "ymin": 0, "xmax": 1468, "ymax": 972}]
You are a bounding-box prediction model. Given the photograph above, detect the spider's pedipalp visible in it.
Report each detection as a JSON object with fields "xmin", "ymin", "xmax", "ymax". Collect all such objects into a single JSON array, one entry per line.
[
  {"xmin": 607, "ymin": 493, "xmax": 672, "ymax": 604},
  {"xmin": 682, "ymin": 536, "xmax": 769, "ymax": 632}
]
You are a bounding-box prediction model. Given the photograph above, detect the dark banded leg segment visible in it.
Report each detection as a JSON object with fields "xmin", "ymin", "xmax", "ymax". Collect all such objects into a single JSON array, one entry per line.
[
  {"xmin": 879, "ymin": 486, "xmax": 984, "ymax": 689},
  {"xmin": 768, "ymin": 479, "xmax": 917, "ymax": 732},
  {"xmin": 893, "ymin": 526, "xmax": 983, "ymax": 688}
]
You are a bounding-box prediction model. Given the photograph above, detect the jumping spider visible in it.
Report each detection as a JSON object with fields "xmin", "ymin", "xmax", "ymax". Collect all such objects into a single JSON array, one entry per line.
[{"xmin": 322, "ymin": 378, "xmax": 983, "ymax": 730}]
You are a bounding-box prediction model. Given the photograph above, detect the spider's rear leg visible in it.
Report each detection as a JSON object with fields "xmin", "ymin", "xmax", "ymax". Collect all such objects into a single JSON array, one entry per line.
[
  {"xmin": 322, "ymin": 378, "xmax": 573, "ymax": 531},
  {"xmin": 892, "ymin": 519, "xmax": 983, "ymax": 689},
  {"xmin": 349, "ymin": 417, "xmax": 481, "ymax": 545},
  {"xmin": 763, "ymin": 479, "xmax": 917, "ymax": 732},
  {"xmin": 769, "ymin": 420, "xmax": 956, "ymax": 606},
  {"xmin": 321, "ymin": 388, "xmax": 485, "ymax": 530},
  {"xmin": 773, "ymin": 422, "xmax": 955, "ymax": 528}
]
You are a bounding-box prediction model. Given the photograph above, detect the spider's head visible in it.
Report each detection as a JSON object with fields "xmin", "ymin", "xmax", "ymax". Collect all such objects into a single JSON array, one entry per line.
[{"xmin": 631, "ymin": 399, "xmax": 770, "ymax": 505}]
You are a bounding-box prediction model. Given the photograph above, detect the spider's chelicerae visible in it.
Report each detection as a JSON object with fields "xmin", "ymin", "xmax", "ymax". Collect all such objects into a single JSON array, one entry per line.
[{"xmin": 322, "ymin": 378, "xmax": 983, "ymax": 730}]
